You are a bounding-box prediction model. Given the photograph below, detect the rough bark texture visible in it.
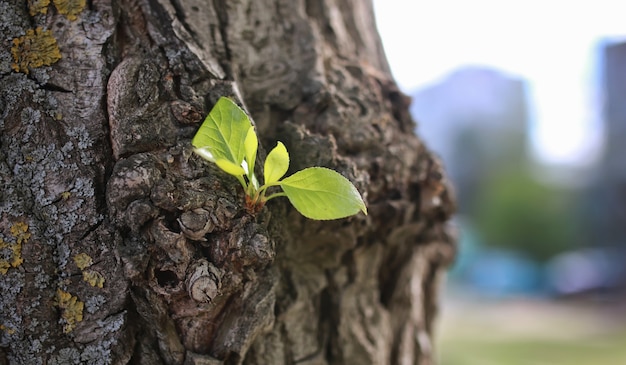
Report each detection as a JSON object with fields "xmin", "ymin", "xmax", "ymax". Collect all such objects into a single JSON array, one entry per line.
[{"xmin": 0, "ymin": 1, "xmax": 455, "ymax": 364}]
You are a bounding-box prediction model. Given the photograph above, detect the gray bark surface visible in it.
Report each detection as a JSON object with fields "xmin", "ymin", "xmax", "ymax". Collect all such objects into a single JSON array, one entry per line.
[{"xmin": 0, "ymin": 1, "xmax": 455, "ymax": 364}]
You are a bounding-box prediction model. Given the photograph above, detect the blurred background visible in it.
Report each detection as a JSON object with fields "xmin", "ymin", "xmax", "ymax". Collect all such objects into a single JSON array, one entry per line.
[{"xmin": 373, "ymin": 1, "xmax": 626, "ymax": 364}]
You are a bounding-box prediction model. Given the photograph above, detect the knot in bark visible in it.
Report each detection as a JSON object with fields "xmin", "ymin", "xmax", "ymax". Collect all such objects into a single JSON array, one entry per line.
[{"xmin": 186, "ymin": 259, "xmax": 222, "ymax": 303}]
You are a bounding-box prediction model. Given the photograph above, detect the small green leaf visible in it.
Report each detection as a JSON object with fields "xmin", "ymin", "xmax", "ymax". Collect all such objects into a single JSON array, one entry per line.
[
  {"xmin": 215, "ymin": 159, "xmax": 245, "ymax": 177},
  {"xmin": 280, "ymin": 167, "xmax": 367, "ymax": 220},
  {"xmin": 264, "ymin": 142, "xmax": 289, "ymax": 185},
  {"xmin": 192, "ymin": 97, "xmax": 251, "ymax": 166},
  {"xmin": 244, "ymin": 126, "xmax": 258, "ymax": 176}
]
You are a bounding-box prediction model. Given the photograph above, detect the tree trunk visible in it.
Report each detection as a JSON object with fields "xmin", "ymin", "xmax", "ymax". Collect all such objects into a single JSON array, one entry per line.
[{"xmin": 0, "ymin": 1, "xmax": 455, "ymax": 364}]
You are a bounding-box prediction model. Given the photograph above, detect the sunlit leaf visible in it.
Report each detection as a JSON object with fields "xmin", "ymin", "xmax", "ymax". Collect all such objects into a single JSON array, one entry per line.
[
  {"xmin": 192, "ymin": 97, "xmax": 251, "ymax": 166},
  {"xmin": 215, "ymin": 159, "xmax": 245, "ymax": 177},
  {"xmin": 264, "ymin": 142, "xmax": 289, "ymax": 185},
  {"xmin": 244, "ymin": 126, "xmax": 258, "ymax": 176},
  {"xmin": 280, "ymin": 167, "xmax": 367, "ymax": 220}
]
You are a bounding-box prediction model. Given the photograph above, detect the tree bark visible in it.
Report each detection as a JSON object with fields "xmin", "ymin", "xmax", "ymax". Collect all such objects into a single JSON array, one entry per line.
[{"xmin": 0, "ymin": 1, "xmax": 455, "ymax": 364}]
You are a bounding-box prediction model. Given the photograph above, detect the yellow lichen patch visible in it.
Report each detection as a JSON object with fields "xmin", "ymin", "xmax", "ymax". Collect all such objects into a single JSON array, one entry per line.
[
  {"xmin": 0, "ymin": 260, "xmax": 9, "ymax": 275},
  {"xmin": 0, "ymin": 324, "xmax": 16, "ymax": 335},
  {"xmin": 72, "ymin": 253, "xmax": 92, "ymax": 270},
  {"xmin": 55, "ymin": 289, "xmax": 84, "ymax": 333},
  {"xmin": 61, "ymin": 191, "xmax": 71, "ymax": 200},
  {"xmin": 28, "ymin": 0, "xmax": 51, "ymax": 16},
  {"xmin": 0, "ymin": 222, "xmax": 29, "ymax": 275},
  {"xmin": 0, "ymin": 239, "xmax": 9, "ymax": 274},
  {"xmin": 9, "ymin": 244, "xmax": 23, "ymax": 268},
  {"xmin": 10, "ymin": 222, "xmax": 31, "ymax": 244},
  {"xmin": 82, "ymin": 270, "xmax": 105, "ymax": 288},
  {"xmin": 52, "ymin": 0, "xmax": 86, "ymax": 21},
  {"xmin": 11, "ymin": 27, "xmax": 62, "ymax": 75}
]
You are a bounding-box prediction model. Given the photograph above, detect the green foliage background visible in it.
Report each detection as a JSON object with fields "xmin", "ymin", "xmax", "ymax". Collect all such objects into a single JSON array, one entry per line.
[{"xmin": 471, "ymin": 167, "xmax": 584, "ymax": 261}]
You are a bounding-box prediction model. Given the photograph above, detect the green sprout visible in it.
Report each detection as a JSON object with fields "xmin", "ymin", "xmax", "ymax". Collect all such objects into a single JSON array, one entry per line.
[{"xmin": 192, "ymin": 97, "xmax": 367, "ymax": 220}]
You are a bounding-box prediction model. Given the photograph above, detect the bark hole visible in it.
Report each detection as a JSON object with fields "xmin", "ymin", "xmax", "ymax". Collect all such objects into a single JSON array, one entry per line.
[
  {"xmin": 161, "ymin": 211, "xmax": 182, "ymax": 234},
  {"xmin": 154, "ymin": 269, "xmax": 180, "ymax": 288}
]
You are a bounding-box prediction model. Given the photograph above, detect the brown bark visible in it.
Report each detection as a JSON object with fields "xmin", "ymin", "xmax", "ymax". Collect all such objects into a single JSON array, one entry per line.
[{"xmin": 0, "ymin": 1, "xmax": 455, "ymax": 364}]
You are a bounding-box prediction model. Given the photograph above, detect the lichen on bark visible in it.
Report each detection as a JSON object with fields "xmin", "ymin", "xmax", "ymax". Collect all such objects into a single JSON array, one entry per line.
[
  {"xmin": 0, "ymin": 222, "xmax": 29, "ymax": 275},
  {"xmin": 55, "ymin": 289, "xmax": 85, "ymax": 333},
  {"xmin": 51, "ymin": 0, "xmax": 86, "ymax": 21},
  {"xmin": 28, "ymin": 0, "xmax": 50, "ymax": 16},
  {"xmin": 11, "ymin": 27, "xmax": 62, "ymax": 74}
]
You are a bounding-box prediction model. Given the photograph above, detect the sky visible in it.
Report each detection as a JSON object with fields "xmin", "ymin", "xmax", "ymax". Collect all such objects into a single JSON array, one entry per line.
[{"xmin": 373, "ymin": 0, "xmax": 626, "ymax": 166}]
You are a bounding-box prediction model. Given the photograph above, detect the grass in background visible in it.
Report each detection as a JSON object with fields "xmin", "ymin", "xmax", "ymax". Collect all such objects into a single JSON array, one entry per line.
[{"xmin": 437, "ymin": 296, "xmax": 626, "ymax": 365}]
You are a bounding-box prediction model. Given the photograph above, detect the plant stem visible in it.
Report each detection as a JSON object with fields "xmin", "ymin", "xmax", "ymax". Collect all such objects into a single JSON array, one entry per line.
[
  {"xmin": 264, "ymin": 192, "xmax": 287, "ymax": 201},
  {"xmin": 257, "ymin": 181, "xmax": 282, "ymax": 201},
  {"xmin": 235, "ymin": 175, "xmax": 248, "ymax": 192}
]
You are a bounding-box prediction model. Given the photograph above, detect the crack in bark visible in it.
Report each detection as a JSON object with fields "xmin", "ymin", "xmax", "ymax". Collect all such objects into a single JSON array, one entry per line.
[
  {"xmin": 169, "ymin": 0, "xmax": 199, "ymax": 43},
  {"xmin": 212, "ymin": 0, "xmax": 232, "ymax": 77},
  {"xmin": 40, "ymin": 83, "xmax": 73, "ymax": 93}
]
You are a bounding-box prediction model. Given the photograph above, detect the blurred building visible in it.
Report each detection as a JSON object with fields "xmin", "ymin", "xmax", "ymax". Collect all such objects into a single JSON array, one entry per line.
[
  {"xmin": 597, "ymin": 42, "xmax": 626, "ymax": 244},
  {"xmin": 411, "ymin": 66, "xmax": 592, "ymax": 291},
  {"xmin": 410, "ymin": 66, "xmax": 529, "ymax": 212},
  {"xmin": 582, "ymin": 41, "xmax": 626, "ymax": 249},
  {"xmin": 534, "ymin": 40, "xmax": 626, "ymax": 295},
  {"xmin": 582, "ymin": 41, "xmax": 626, "ymax": 291}
]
